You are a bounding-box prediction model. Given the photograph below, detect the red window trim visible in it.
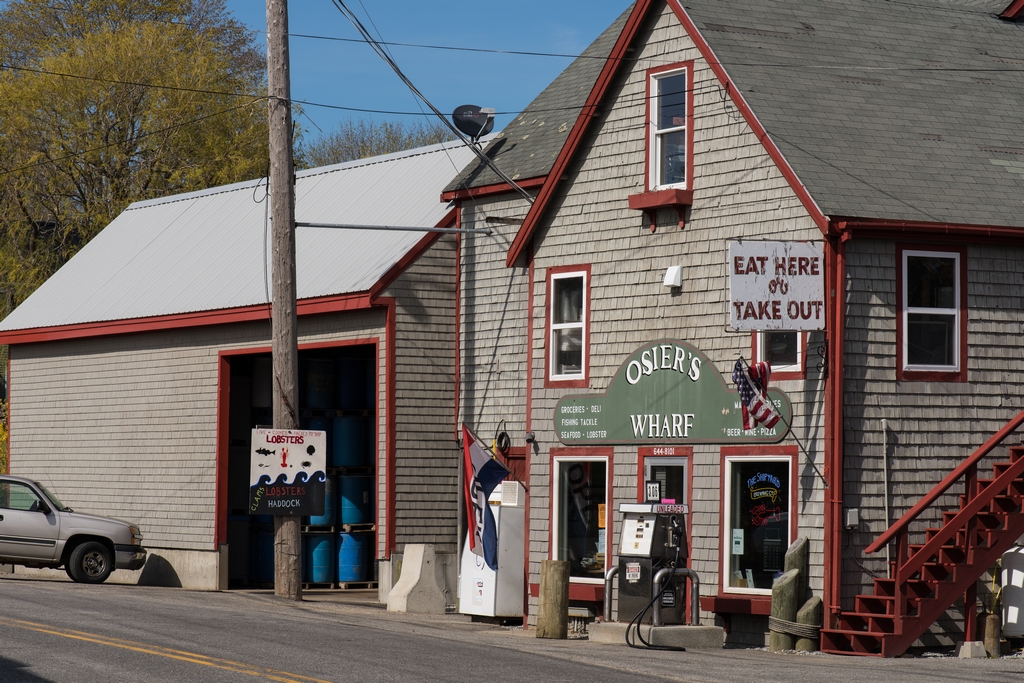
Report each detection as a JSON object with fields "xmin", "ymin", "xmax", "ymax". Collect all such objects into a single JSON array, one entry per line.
[
  {"xmin": 544, "ymin": 264, "xmax": 591, "ymax": 389},
  {"xmin": 548, "ymin": 446, "xmax": 614, "ymax": 590},
  {"xmin": 716, "ymin": 446, "xmax": 799, "ymax": 602},
  {"xmin": 750, "ymin": 331, "xmax": 808, "ymax": 380},
  {"xmin": 644, "ymin": 61, "xmax": 695, "ymax": 193},
  {"xmin": 895, "ymin": 243, "xmax": 968, "ymax": 383}
]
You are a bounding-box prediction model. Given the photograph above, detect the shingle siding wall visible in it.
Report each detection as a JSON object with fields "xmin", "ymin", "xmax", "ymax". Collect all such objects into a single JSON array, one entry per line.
[
  {"xmin": 9, "ymin": 310, "xmax": 387, "ymax": 553},
  {"xmin": 386, "ymin": 235, "xmax": 459, "ymax": 553},
  {"xmin": 842, "ymin": 240, "xmax": 1024, "ymax": 642},
  {"xmin": 459, "ymin": 4, "xmax": 827, "ymax": 634}
]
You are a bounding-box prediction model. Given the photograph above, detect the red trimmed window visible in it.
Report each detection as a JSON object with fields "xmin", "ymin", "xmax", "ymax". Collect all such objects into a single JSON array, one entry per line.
[
  {"xmin": 752, "ymin": 331, "xmax": 807, "ymax": 380},
  {"xmin": 636, "ymin": 446, "xmax": 692, "ymax": 506},
  {"xmin": 720, "ymin": 447, "xmax": 797, "ymax": 596},
  {"xmin": 896, "ymin": 245, "xmax": 967, "ymax": 382},
  {"xmin": 551, "ymin": 449, "xmax": 612, "ymax": 583},
  {"xmin": 546, "ymin": 265, "xmax": 590, "ymax": 387},
  {"xmin": 647, "ymin": 63, "xmax": 694, "ymax": 192}
]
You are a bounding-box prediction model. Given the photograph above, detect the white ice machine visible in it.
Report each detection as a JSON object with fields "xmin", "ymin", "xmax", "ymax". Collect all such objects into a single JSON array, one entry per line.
[{"xmin": 458, "ymin": 480, "xmax": 525, "ymax": 617}]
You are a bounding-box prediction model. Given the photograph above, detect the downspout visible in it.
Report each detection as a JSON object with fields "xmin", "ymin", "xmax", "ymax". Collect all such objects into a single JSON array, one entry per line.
[{"xmin": 829, "ymin": 224, "xmax": 849, "ymax": 621}]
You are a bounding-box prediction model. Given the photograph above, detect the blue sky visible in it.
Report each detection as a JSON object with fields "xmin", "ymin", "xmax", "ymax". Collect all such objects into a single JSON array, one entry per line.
[{"xmin": 225, "ymin": 1, "xmax": 630, "ymax": 138}]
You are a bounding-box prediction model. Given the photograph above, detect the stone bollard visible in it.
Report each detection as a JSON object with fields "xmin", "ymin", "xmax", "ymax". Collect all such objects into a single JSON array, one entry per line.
[
  {"xmin": 769, "ymin": 568, "xmax": 800, "ymax": 652},
  {"xmin": 984, "ymin": 612, "xmax": 1001, "ymax": 658},
  {"xmin": 536, "ymin": 560, "xmax": 569, "ymax": 639},
  {"xmin": 795, "ymin": 596, "xmax": 822, "ymax": 652}
]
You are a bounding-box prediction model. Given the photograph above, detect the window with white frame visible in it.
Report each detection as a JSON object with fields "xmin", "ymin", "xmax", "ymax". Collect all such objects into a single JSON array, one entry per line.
[
  {"xmin": 649, "ymin": 69, "xmax": 689, "ymax": 189},
  {"xmin": 756, "ymin": 331, "xmax": 803, "ymax": 374},
  {"xmin": 902, "ymin": 250, "xmax": 959, "ymax": 371},
  {"xmin": 644, "ymin": 457, "xmax": 687, "ymax": 506},
  {"xmin": 549, "ymin": 271, "xmax": 587, "ymax": 380},
  {"xmin": 723, "ymin": 455, "xmax": 792, "ymax": 594},
  {"xmin": 552, "ymin": 457, "xmax": 607, "ymax": 581}
]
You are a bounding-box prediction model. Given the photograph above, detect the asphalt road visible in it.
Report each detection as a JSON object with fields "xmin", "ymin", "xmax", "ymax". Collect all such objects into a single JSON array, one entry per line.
[{"xmin": 1, "ymin": 576, "xmax": 1023, "ymax": 682}]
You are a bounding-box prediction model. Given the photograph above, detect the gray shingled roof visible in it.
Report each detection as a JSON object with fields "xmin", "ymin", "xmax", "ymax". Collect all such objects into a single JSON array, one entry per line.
[
  {"xmin": 684, "ymin": 0, "xmax": 1024, "ymax": 226},
  {"xmin": 443, "ymin": 4, "xmax": 634, "ymax": 192}
]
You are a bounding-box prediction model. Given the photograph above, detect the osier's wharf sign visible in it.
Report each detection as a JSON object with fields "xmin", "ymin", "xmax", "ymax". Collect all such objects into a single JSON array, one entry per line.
[{"xmin": 554, "ymin": 339, "xmax": 791, "ymax": 445}]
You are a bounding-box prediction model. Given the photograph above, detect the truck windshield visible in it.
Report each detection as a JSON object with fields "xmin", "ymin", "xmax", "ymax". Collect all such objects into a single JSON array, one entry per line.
[{"xmin": 33, "ymin": 481, "xmax": 70, "ymax": 511}]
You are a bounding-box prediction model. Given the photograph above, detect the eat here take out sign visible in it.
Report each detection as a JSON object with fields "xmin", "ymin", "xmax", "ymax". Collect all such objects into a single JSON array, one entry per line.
[{"xmin": 728, "ymin": 241, "xmax": 825, "ymax": 331}]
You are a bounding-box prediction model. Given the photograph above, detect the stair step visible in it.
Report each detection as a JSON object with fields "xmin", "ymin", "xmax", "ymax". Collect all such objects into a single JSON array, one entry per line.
[
  {"xmin": 989, "ymin": 495, "xmax": 1021, "ymax": 513},
  {"xmin": 838, "ymin": 612, "xmax": 896, "ymax": 634},
  {"xmin": 1010, "ymin": 446, "xmax": 1024, "ymax": 462},
  {"xmin": 994, "ymin": 461, "xmax": 1018, "ymax": 476},
  {"xmin": 873, "ymin": 577, "xmax": 932, "ymax": 599},
  {"xmin": 855, "ymin": 594, "xmax": 922, "ymax": 617},
  {"xmin": 819, "ymin": 628, "xmax": 883, "ymax": 655}
]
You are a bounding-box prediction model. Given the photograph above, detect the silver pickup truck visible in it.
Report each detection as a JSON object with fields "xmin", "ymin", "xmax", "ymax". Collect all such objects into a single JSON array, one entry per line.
[{"xmin": 0, "ymin": 474, "xmax": 146, "ymax": 583}]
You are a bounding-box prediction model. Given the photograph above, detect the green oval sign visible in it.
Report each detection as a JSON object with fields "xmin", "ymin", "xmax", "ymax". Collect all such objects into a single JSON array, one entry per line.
[{"xmin": 553, "ymin": 339, "xmax": 791, "ymax": 445}]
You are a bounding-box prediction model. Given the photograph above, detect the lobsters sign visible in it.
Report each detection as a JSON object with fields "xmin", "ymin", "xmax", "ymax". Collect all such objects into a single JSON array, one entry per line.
[{"xmin": 554, "ymin": 339, "xmax": 791, "ymax": 445}]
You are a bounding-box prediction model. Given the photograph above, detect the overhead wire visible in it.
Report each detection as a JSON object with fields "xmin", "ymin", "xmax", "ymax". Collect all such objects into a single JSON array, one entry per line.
[{"xmin": 329, "ymin": 0, "xmax": 534, "ymax": 204}]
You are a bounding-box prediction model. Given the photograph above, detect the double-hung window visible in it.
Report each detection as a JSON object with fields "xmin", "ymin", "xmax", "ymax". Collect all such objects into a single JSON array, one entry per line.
[
  {"xmin": 898, "ymin": 246, "xmax": 966, "ymax": 380},
  {"xmin": 547, "ymin": 266, "xmax": 589, "ymax": 386},
  {"xmin": 647, "ymin": 65, "xmax": 693, "ymax": 191}
]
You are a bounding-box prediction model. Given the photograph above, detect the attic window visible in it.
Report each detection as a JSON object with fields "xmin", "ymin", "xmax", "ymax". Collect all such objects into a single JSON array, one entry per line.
[{"xmin": 648, "ymin": 66, "xmax": 692, "ymax": 191}]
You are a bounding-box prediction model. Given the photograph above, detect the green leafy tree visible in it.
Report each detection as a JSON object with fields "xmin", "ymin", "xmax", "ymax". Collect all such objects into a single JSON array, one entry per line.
[
  {"xmin": 297, "ymin": 118, "xmax": 454, "ymax": 169},
  {"xmin": 0, "ymin": 0, "xmax": 268, "ymax": 304}
]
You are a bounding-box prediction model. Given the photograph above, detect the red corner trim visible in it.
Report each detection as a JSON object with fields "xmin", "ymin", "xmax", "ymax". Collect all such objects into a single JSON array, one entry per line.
[
  {"xmin": 440, "ymin": 175, "xmax": 546, "ymax": 202},
  {"xmin": 667, "ymin": 0, "xmax": 828, "ymax": 234},
  {"xmin": 214, "ymin": 354, "xmax": 230, "ymax": 549},
  {"xmin": 369, "ymin": 208, "xmax": 456, "ymax": 300},
  {"xmin": 1001, "ymin": 0, "xmax": 1024, "ymax": 19},
  {"xmin": 0, "ymin": 293, "xmax": 374, "ymax": 346},
  {"xmin": 383, "ymin": 297, "xmax": 397, "ymax": 558},
  {"xmin": 505, "ymin": 0, "xmax": 655, "ymax": 267}
]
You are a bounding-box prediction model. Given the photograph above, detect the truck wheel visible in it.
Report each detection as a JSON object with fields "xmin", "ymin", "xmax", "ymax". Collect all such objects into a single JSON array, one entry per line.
[{"xmin": 68, "ymin": 542, "xmax": 113, "ymax": 584}]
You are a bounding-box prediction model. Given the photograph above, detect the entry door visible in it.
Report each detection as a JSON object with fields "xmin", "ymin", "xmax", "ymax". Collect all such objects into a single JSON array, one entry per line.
[{"xmin": 0, "ymin": 481, "xmax": 60, "ymax": 561}]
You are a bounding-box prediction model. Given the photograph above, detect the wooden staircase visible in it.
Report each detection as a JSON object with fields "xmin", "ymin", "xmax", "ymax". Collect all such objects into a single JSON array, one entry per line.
[{"xmin": 821, "ymin": 411, "xmax": 1024, "ymax": 657}]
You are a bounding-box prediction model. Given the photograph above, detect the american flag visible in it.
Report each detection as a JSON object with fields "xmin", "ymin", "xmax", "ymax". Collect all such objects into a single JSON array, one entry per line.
[{"xmin": 732, "ymin": 360, "xmax": 781, "ymax": 431}]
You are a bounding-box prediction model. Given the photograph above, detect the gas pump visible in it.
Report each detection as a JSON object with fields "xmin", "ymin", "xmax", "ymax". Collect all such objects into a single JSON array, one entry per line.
[{"xmin": 615, "ymin": 502, "xmax": 690, "ymax": 627}]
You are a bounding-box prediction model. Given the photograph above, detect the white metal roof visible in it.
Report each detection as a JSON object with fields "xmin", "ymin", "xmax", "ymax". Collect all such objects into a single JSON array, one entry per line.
[{"xmin": 0, "ymin": 140, "xmax": 482, "ymax": 332}]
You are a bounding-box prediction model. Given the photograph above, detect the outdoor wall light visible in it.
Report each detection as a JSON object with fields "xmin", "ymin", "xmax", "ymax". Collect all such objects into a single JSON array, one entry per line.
[{"xmin": 663, "ymin": 265, "xmax": 683, "ymax": 288}]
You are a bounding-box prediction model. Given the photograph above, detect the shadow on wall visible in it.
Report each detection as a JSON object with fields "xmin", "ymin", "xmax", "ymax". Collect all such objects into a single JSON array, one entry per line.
[{"xmin": 137, "ymin": 554, "xmax": 182, "ymax": 588}]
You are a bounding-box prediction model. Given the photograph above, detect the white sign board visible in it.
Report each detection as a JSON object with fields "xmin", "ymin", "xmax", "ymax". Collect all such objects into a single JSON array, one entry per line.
[
  {"xmin": 728, "ymin": 241, "xmax": 825, "ymax": 331},
  {"xmin": 249, "ymin": 428, "xmax": 327, "ymax": 516}
]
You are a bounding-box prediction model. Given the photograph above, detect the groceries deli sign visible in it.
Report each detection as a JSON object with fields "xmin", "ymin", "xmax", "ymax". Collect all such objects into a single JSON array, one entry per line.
[{"xmin": 554, "ymin": 340, "xmax": 791, "ymax": 445}]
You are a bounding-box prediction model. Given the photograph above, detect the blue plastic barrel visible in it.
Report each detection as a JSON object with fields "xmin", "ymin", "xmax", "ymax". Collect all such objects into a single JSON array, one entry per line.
[
  {"xmin": 302, "ymin": 359, "xmax": 336, "ymax": 409},
  {"xmin": 336, "ymin": 358, "xmax": 366, "ymax": 410},
  {"xmin": 303, "ymin": 534, "xmax": 336, "ymax": 584},
  {"xmin": 249, "ymin": 529, "xmax": 275, "ymax": 583},
  {"xmin": 332, "ymin": 417, "xmax": 366, "ymax": 467},
  {"xmin": 339, "ymin": 475, "xmax": 372, "ymax": 524},
  {"xmin": 309, "ymin": 473, "xmax": 336, "ymax": 526},
  {"xmin": 303, "ymin": 416, "xmax": 332, "ymax": 463},
  {"xmin": 336, "ymin": 532, "xmax": 368, "ymax": 582}
]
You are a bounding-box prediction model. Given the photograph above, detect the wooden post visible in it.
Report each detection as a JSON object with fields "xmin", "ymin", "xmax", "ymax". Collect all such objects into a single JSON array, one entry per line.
[
  {"xmin": 795, "ymin": 596, "xmax": 823, "ymax": 652},
  {"xmin": 535, "ymin": 560, "xmax": 569, "ymax": 639},
  {"xmin": 267, "ymin": 0, "xmax": 301, "ymax": 602},
  {"xmin": 769, "ymin": 568, "xmax": 800, "ymax": 651},
  {"xmin": 784, "ymin": 536, "xmax": 809, "ymax": 604},
  {"xmin": 983, "ymin": 612, "xmax": 1001, "ymax": 658}
]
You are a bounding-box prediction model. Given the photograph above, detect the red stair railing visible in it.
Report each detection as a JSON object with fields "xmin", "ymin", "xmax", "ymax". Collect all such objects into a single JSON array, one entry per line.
[{"xmin": 864, "ymin": 406, "xmax": 1024, "ymax": 644}]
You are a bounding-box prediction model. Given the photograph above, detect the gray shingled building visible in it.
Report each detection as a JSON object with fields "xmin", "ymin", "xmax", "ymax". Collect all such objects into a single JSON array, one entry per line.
[{"xmin": 449, "ymin": 0, "xmax": 1024, "ymax": 655}]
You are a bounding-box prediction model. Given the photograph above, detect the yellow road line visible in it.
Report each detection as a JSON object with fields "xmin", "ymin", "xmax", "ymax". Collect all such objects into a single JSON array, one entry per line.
[{"xmin": 0, "ymin": 617, "xmax": 331, "ymax": 683}]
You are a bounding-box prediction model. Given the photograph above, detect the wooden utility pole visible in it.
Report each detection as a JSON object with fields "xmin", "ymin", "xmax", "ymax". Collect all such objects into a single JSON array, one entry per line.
[{"xmin": 266, "ymin": 0, "xmax": 301, "ymax": 601}]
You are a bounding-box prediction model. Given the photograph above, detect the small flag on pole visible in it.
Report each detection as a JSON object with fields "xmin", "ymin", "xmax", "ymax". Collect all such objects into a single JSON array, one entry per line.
[
  {"xmin": 732, "ymin": 360, "xmax": 781, "ymax": 431},
  {"xmin": 462, "ymin": 424, "xmax": 510, "ymax": 570}
]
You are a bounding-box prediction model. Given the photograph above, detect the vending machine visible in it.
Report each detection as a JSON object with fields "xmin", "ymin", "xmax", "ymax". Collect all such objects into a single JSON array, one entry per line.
[{"xmin": 458, "ymin": 481, "xmax": 526, "ymax": 618}]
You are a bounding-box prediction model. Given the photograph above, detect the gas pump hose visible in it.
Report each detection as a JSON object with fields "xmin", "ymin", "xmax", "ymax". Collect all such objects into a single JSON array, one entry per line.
[{"xmin": 625, "ymin": 544, "xmax": 687, "ymax": 652}]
